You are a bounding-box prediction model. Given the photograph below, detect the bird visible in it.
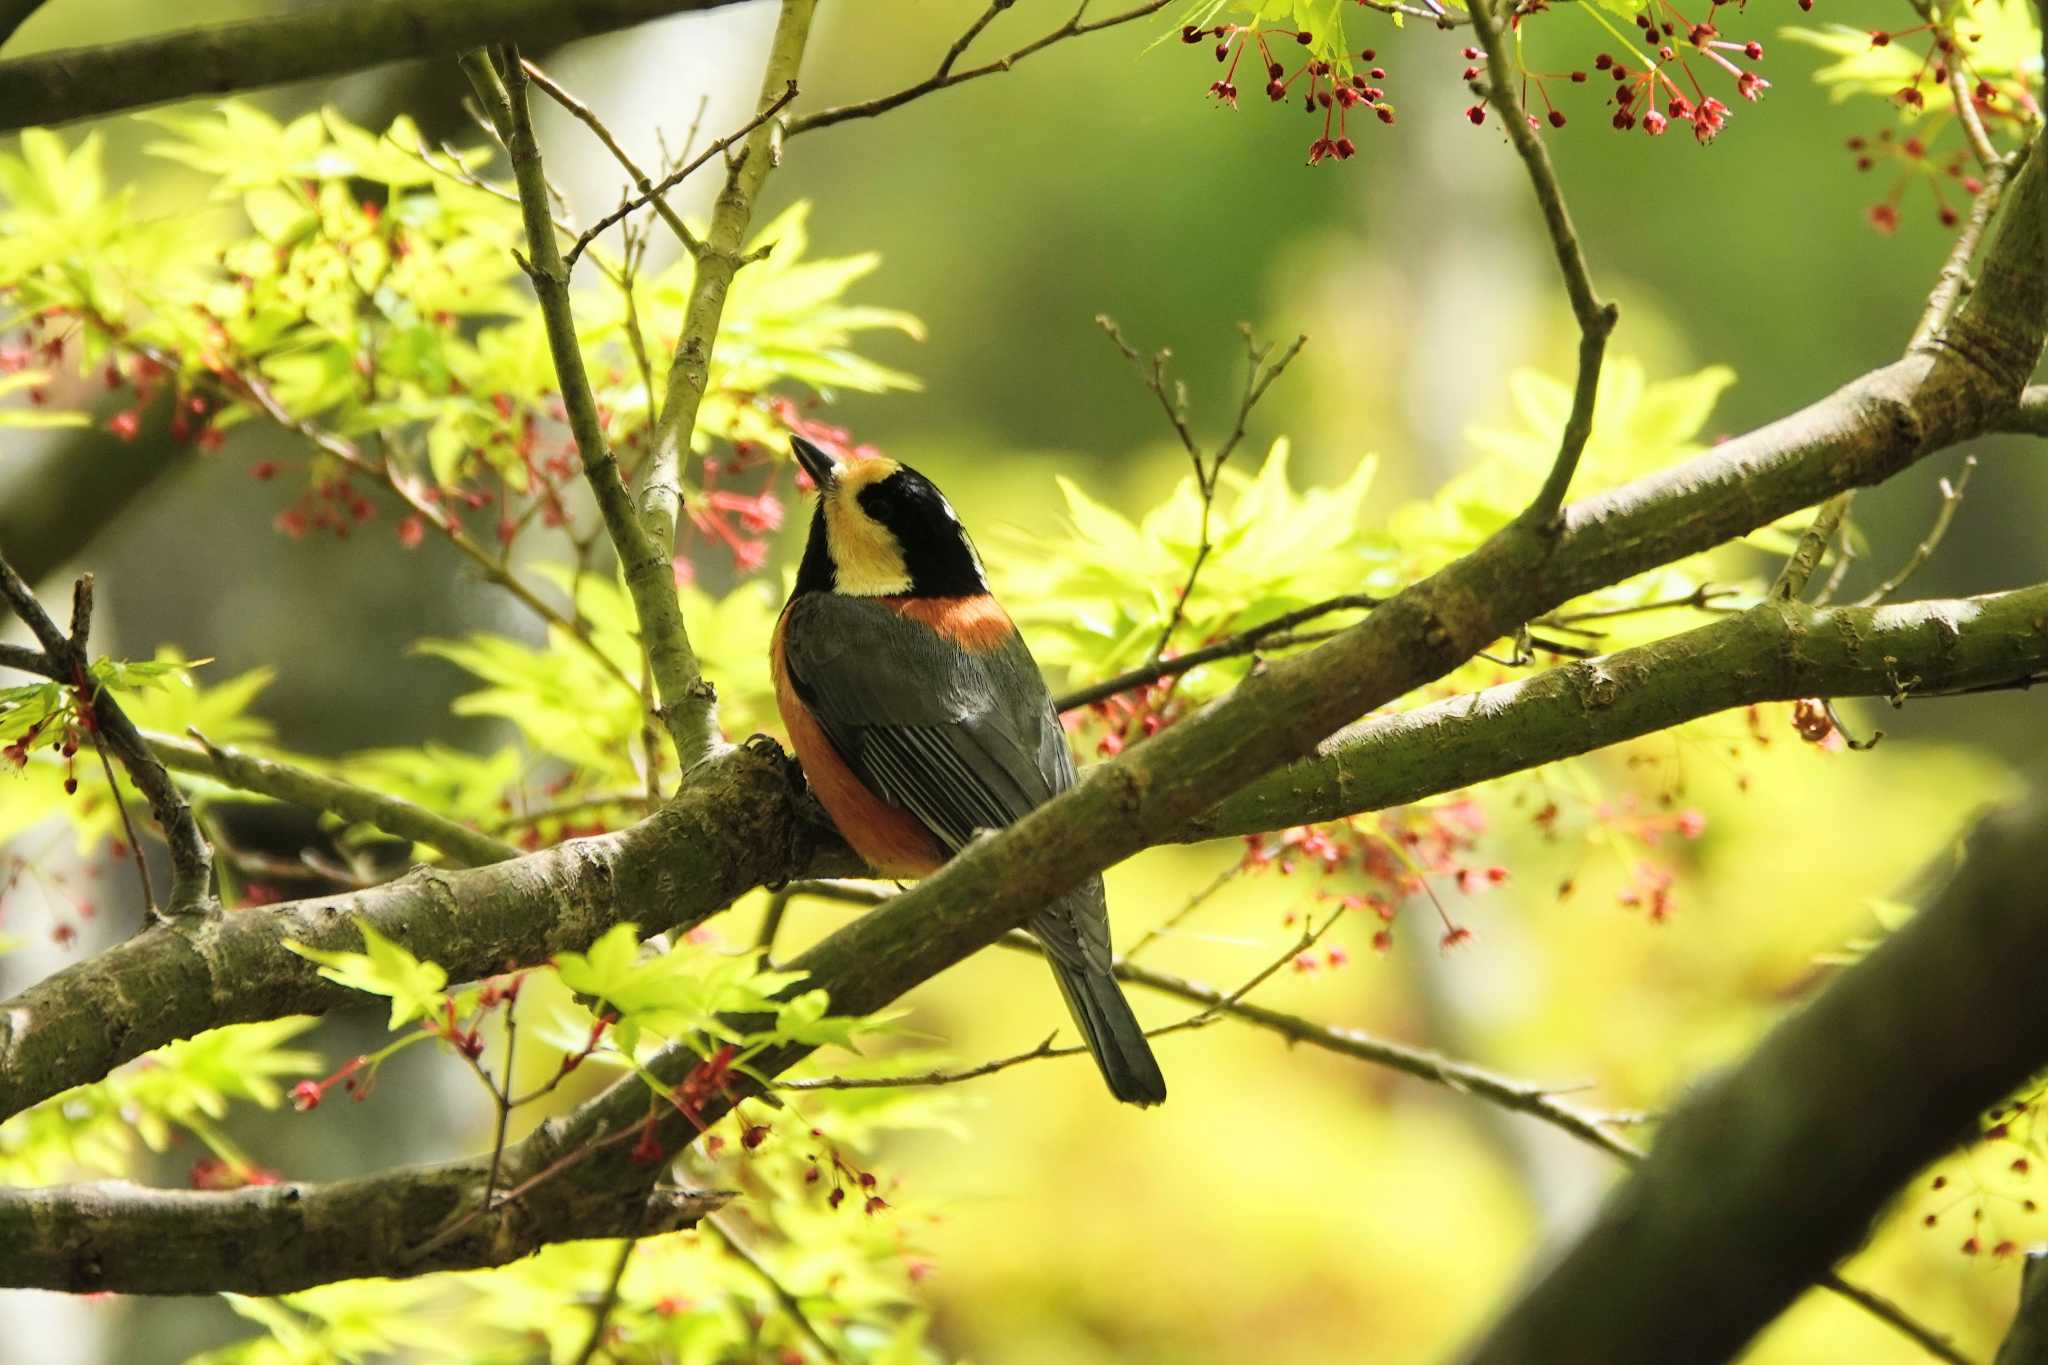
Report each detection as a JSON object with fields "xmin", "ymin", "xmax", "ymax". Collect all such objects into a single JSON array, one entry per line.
[{"xmin": 771, "ymin": 434, "xmax": 1167, "ymax": 1107}]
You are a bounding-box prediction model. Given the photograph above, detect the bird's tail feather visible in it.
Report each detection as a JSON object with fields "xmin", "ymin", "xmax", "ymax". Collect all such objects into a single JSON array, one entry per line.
[{"xmin": 1048, "ymin": 956, "xmax": 1167, "ymax": 1107}]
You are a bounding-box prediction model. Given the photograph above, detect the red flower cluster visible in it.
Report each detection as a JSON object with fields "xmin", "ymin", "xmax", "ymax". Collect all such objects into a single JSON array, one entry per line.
[{"xmin": 1182, "ymin": 22, "xmax": 1394, "ymax": 164}]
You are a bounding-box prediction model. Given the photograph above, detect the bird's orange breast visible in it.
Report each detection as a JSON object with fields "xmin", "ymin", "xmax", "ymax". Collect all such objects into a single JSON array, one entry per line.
[{"xmin": 772, "ymin": 610, "xmax": 948, "ymax": 878}]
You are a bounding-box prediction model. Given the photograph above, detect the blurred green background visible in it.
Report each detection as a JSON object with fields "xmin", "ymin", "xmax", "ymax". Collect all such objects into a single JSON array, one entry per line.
[{"xmin": 2, "ymin": 0, "xmax": 2045, "ymax": 1361}]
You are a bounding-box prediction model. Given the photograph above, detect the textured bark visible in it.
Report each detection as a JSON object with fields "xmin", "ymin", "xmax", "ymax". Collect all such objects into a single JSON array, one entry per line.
[
  {"xmin": 0, "ymin": 1171, "xmax": 728, "ymax": 1295},
  {"xmin": 1198, "ymin": 585, "xmax": 2048, "ymax": 839},
  {"xmin": 0, "ymin": 742, "xmax": 856, "ymax": 1122},
  {"xmin": 0, "ymin": 0, "xmax": 752, "ymax": 131},
  {"xmin": 8, "ymin": 584, "xmax": 2043, "ymax": 1137},
  {"xmin": 1457, "ymin": 800, "xmax": 2048, "ymax": 1365}
]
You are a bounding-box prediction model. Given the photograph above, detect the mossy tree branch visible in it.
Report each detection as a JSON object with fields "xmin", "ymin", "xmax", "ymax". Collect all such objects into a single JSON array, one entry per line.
[
  {"xmin": 0, "ymin": 743, "xmax": 856, "ymax": 1124},
  {"xmin": 6, "ymin": 569, "xmax": 2048, "ymax": 1129},
  {"xmin": 0, "ymin": 1171, "xmax": 730, "ymax": 1295}
]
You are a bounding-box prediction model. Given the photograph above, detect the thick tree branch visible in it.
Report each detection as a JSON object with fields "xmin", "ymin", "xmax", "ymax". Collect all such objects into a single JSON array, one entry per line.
[
  {"xmin": 1195, "ymin": 584, "xmax": 2048, "ymax": 841},
  {"xmin": 0, "ymin": 743, "xmax": 857, "ymax": 1123},
  {"xmin": 2003, "ymin": 384, "xmax": 2048, "ymax": 434},
  {"xmin": 1460, "ymin": 798, "xmax": 2048, "ymax": 1364},
  {"xmin": 8, "ymin": 577, "xmax": 2048, "ymax": 1125},
  {"xmin": 0, "ymin": 560, "xmax": 213, "ymax": 918},
  {"xmin": 1935, "ymin": 141, "xmax": 2048, "ymax": 395},
  {"xmin": 147, "ymin": 730, "xmax": 518, "ymax": 870},
  {"xmin": 0, "ymin": 1172, "xmax": 729, "ymax": 1296},
  {"xmin": 0, "ymin": 0, "xmax": 755, "ymax": 132},
  {"xmin": 464, "ymin": 47, "xmax": 715, "ymax": 778},
  {"xmin": 1466, "ymin": 0, "xmax": 1619, "ymax": 523}
]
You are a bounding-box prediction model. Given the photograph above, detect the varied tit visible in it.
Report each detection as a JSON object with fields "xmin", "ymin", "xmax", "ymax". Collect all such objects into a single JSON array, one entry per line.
[{"xmin": 771, "ymin": 435, "xmax": 1166, "ymax": 1107}]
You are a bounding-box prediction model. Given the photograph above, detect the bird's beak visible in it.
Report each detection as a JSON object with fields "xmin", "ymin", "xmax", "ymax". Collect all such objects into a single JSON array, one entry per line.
[{"xmin": 790, "ymin": 435, "xmax": 839, "ymax": 490}]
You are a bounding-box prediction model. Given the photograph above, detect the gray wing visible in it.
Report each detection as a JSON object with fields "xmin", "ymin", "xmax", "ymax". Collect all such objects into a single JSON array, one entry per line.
[{"xmin": 779, "ymin": 593, "xmax": 1074, "ymax": 853}]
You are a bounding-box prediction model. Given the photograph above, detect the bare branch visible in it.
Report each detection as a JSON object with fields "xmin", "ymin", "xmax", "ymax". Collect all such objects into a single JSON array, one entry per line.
[
  {"xmin": 0, "ymin": 1167, "xmax": 729, "ymax": 1295},
  {"xmin": 1055, "ymin": 591, "xmax": 1379, "ymax": 711},
  {"xmin": 561, "ymin": 81, "xmax": 799, "ymax": 271},
  {"xmin": 2001, "ymin": 384, "xmax": 2048, "ymax": 435},
  {"xmin": 522, "ymin": 61, "xmax": 703, "ymax": 258},
  {"xmin": 1096, "ymin": 317, "xmax": 1308, "ymax": 660},
  {"xmin": 704, "ymin": 1215, "xmax": 846, "ymax": 1363},
  {"xmin": 571, "ymin": 1236, "xmax": 641, "ymax": 1365},
  {"xmin": 788, "ymin": 0, "xmax": 1176, "ymax": 137},
  {"xmin": 1855, "ymin": 456, "xmax": 1975, "ymax": 606},
  {"xmin": 1914, "ymin": 151, "xmax": 2018, "ymax": 351},
  {"xmin": 1770, "ymin": 491, "xmax": 1854, "ymax": 601}
]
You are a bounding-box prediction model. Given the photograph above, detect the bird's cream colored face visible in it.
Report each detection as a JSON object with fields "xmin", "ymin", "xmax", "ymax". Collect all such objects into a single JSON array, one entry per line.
[{"xmin": 823, "ymin": 457, "xmax": 913, "ymax": 596}]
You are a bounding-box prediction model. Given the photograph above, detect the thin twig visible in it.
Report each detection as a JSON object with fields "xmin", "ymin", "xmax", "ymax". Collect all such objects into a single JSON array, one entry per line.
[
  {"xmin": 1096, "ymin": 317, "xmax": 1308, "ymax": 661},
  {"xmin": 483, "ymin": 991, "xmax": 522, "ymax": 1206},
  {"xmin": 561, "ymin": 80, "xmax": 798, "ymax": 270},
  {"xmin": 1539, "ymin": 584, "xmax": 1739, "ymax": 632},
  {"xmin": 1055, "ymin": 591, "xmax": 1378, "ymax": 711},
  {"xmin": 0, "ymin": 560, "xmax": 211, "ymax": 918},
  {"xmin": 1855, "ymin": 457, "xmax": 1976, "ymax": 607},
  {"xmin": 1914, "ymin": 154, "xmax": 2015, "ymax": 350},
  {"xmin": 754, "ymin": 886, "xmax": 795, "ymax": 956},
  {"xmin": 226, "ymin": 358, "xmax": 638, "ymax": 696},
  {"xmin": 524, "ymin": 59, "xmax": 703, "ymax": 257},
  {"xmin": 788, "ymin": 0, "xmax": 1176, "ymax": 136},
  {"xmin": 1123, "ymin": 861, "xmax": 1241, "ymax": 960},
  {"xmin": 1466, "ymin": 0, "xmax": 1617, "ymax": 523},
  {"xmin": 1052, "ymin": 941, "xmax": 1964, "ymax": 1358},
  {"xmin": 571, "ymin": 1235, "xmax": 641, "ymax": 1365},
  {"xmin": 1771, "ymin": 493, "xmax": 1854, "ymax": 602},
  {"xmin": 1820, "ymin": 1272, "xmax": 1973, "ymax": 1365},
  {"xmin": 704, "ymin": 1215, "xmax": 845, "ymax": 1364},
  {"xmin": 784, "ymin": 911, "xmax": 1344, "ymax": 1093}
]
